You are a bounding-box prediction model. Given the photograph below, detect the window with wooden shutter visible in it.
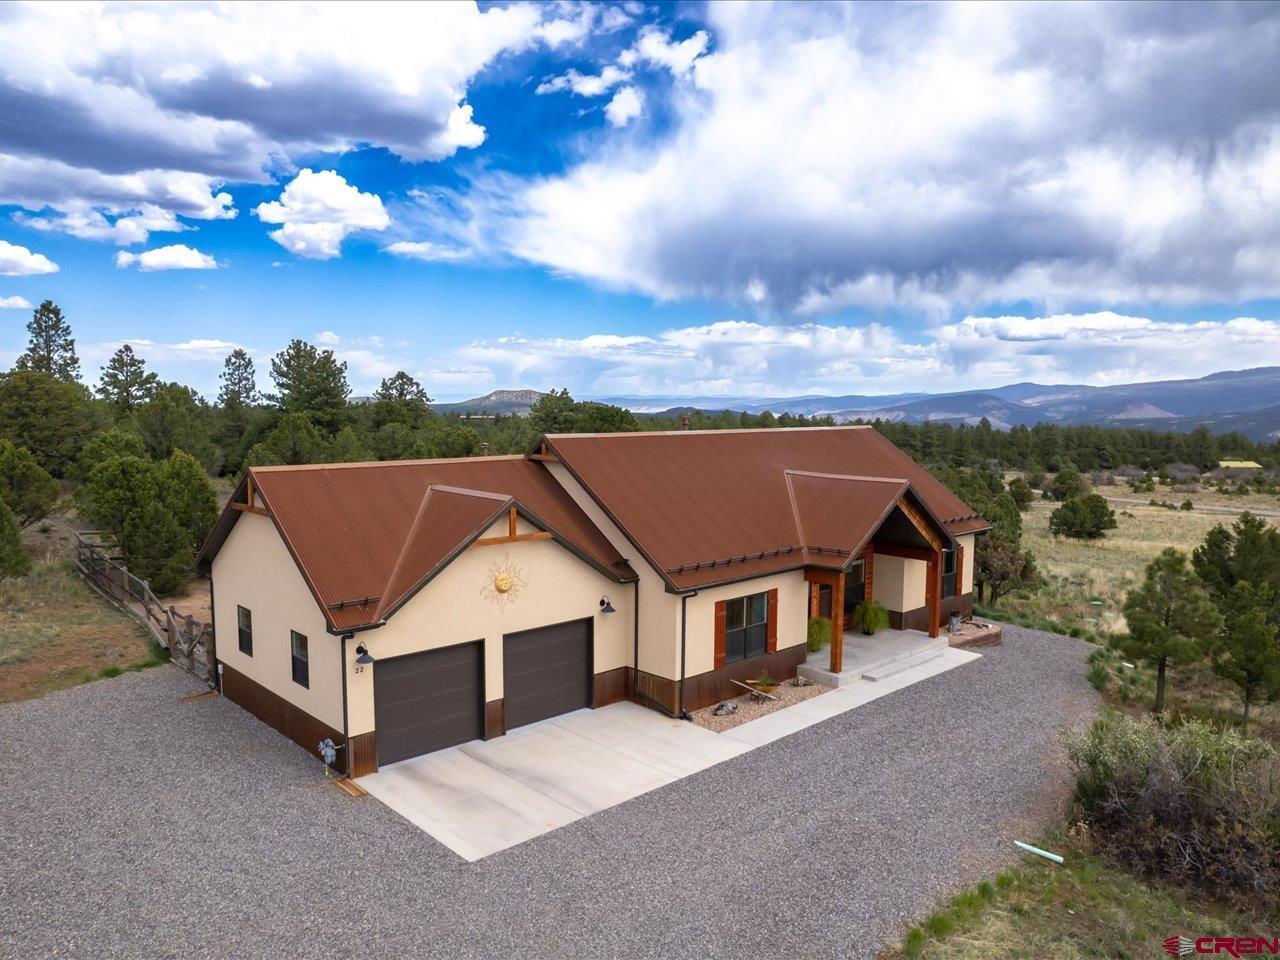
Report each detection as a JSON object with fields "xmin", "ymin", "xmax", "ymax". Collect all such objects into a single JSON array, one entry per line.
[
  {"xmin": 766, "ymin": 588, "xmax": 778, "ymax": 653},
  {"xmin": 714, "ymin": 599, "xmax": 727, "ymax": 668}
]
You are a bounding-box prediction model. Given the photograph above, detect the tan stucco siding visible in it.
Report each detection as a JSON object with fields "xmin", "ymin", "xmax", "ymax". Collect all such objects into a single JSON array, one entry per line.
[
  {"xmin": 681, "ymin": 570, "xmax": 808, "ymax": 677},
  {"xmin": 872, "ymin": 553, "xmax": 928, "ymax": 613},
  {"xmin": 957, "ymin": 534, "xmax": 975, "ymax": 594},
  {"xmin": 211, "ymin": 511, "xmax": 341, "ymax": 730},
  {"xmin": 346, "ymin": 515, "xmax": 633, "ymax": 736},
  {"xmin": 544, "ymin": 460, "xmax": 679, "ymax": 678}
]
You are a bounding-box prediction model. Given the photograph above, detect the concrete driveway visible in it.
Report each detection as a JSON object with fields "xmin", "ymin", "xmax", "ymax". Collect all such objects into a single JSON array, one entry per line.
[{"xmin": 363, "ymin": 647, "xmax": 980, "ymax": 860}]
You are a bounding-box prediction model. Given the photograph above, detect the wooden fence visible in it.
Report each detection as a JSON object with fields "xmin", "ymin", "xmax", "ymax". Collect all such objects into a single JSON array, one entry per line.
[{"xmin": 74, "ymin": 530, "xmax": 217, "ymax": 685}]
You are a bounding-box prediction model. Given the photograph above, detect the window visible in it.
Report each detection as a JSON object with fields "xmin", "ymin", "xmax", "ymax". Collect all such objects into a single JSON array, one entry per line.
[
  {"xmin": 941, "ymin": 549, "xmax": 957, "ymax": 599},
  {"xmin": 291, "ymin": 631, "xmax": 308, "ymax": 688},
  {"xmin": 724, "ymin": 592, "xmax": 769, "ymax": 663},
  {"xmin": 237, "ymin": 605, "xmax": 253, "ymax": 656}
]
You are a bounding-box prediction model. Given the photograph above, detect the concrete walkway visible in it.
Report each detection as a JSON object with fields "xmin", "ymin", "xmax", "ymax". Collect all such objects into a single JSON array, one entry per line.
[{"xmin": 362, "ymin": 646, "xmax": 980, "ymax": 860}]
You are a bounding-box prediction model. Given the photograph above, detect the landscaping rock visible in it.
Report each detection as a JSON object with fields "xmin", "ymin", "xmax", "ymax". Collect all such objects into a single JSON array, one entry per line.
[
  {"xmin": 712, "ymin": 700, "xmax": 738, "ymax": 716},
  {"xmin": 790, "ymin": 676, "xmax": 813, "ymax": 687}
]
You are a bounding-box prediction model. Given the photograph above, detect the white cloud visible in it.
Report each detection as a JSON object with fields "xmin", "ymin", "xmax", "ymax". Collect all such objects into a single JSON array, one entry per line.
[
  {"xmin": 604, "ymin": 87, "xmax": 645, "ymax": 127},
  {"xmin": 0, "ymin": 241, "xmax": 58, "ymax": 276},
  {"xmin": 315, "ymin": 330, "xmax": 342, "ymax": 346},
  {"xmin": 384, "ymin": 240, "xmax": 472, "ymax": 263},
  {"xmin": 115, "ymin": 244, "xmax": 218, "ymax": 271},
  {"xmin": 254, "ymin": 169, "xmax": 389, "ymax": 259},
  {"xmin": 16, "ymin": 202, "xmax": 190, "ymax": 246},
  {"xmin": 492, "ymin": 3, "xmax": 1280, "ymax": 313},
  {"xmin": 0, "ymin": 295, "xmax": 32, "ymax": 309},
  {"xmin": 536, "ymin": 65, "xmax": 631, "ymax": 97},
  {"xmin": 0, "ymin": 2, "xmax": 576, "ymax": 240}
]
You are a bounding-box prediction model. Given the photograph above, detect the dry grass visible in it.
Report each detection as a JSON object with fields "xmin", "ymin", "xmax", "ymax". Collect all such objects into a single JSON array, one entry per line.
[
  {"xmin": 881, "ymin": 830, "xmax": 1275, "ymax": 960},
  {"xmin": 0, "ymin": 564, "xmax": 161, "ymax": 704}
]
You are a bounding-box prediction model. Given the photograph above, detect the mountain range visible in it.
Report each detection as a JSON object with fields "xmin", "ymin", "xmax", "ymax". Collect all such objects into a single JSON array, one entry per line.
[{"xmin": 436, "ymin": 368, "xmax": 1280, "ymax": 440}]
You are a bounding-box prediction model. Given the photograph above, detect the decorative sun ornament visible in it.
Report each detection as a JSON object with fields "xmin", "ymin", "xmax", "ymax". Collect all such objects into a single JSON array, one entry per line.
[{"xmin": 482, "ymin": 554, "xmax": 527, "ymax": 608}]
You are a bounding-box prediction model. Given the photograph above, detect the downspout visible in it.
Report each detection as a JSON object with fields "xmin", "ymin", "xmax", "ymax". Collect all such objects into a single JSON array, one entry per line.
[
  {"xmin": 340, "ymin": 632, "xmax": 352, "ymax": 779},
  {"xmin": 676, "ymin": 590, "xmax": 699, "ymax": 721}
]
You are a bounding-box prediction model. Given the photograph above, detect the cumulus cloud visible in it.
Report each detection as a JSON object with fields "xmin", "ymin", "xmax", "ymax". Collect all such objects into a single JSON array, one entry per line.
[
  {"xmin": 0, "ymin": 2, "xmax": 579, "ymax": 240},
  {"xmin": 618, "ymin": 25, "xmax": 710, "ymax": 76},
  {"xmin": 605, "ymin": 87, "xmax": 645, "ymax": 127},
  {"xmin": 536, "ymin": 65, "xmax": 631, "ymax": 97},
  {"xmin": 384, "ymin": 240, "xmax": 472, "ymax": 263},
  {"xmin": 0, "ymin": 240, "xmax": 58, "ymax": 276},
  {"xmin": 115, "ymin": 244, "xmax": 218, "ymax": 271},
  {"xmin": 496, "ymin": 2, "xmax": 1280, "ymax": 313},
  {"xmin": 0, "ymin": 295, "xmax": 31, "ymax": 309},
  {"xmin": 255, "ymin": 169, "xmax": 389, "ymax": 259}
]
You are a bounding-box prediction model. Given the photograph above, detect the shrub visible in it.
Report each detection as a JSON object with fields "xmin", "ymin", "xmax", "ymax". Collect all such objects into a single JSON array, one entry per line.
[
  {"xmin": 1066, "ymin": 712, "xmax": 1280, "ymax": 905},
  {"xmin": 0, "ymin": 439, "xmax": 59, "ymax": 528},
  {"xmin": 1049, "ymin": 493, "xmax": 1117, "ymax": 539},
  {"xmin": 0, "ymin": 498, "xmax": 31, "ymax": 578},
  {"xmin": 849, "ymin": 599, "xmax": 890, "ymax": 634},
  {"xmin": 1007, "ymin": 476, "xmax": 1034, "ymax": 511},
  {"xmin": 1180, "ymin": 499, "xmax": 1194, "ymax": 511},
  {"xmin": 806, "ymin": 616, "xmax": 831, "ymax": 652},
  {"xmin": 1050, "ymin": 467, "xmax": 1088, "ymax": 501}
]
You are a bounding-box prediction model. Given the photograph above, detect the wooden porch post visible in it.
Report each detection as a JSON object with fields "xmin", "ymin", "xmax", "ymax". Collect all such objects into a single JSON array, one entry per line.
[
  {"xmin": 830, "ymin": 571, "xmax": 845, "ymax": 673},
  {"xmin": 927, "ymin": 549, "xmax": 941, "ymax": 638}
]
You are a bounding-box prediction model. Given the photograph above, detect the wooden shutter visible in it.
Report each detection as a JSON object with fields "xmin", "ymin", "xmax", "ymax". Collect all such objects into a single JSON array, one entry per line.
[
  {"xmin": 766, "ymin": 588, "xmax": 778, "ymax": 653},
  {"xmin": 955, "ymin": 544, "xmax": 965, "ymax": 596},
  {"xmin": 713, "ymin": 600, "xmax": 727, "ymax": 669}
]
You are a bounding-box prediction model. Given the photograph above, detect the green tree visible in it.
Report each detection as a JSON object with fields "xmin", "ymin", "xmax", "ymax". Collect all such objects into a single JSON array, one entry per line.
[
  {"xmin": 328, "ymin": 426, "xmax": 373, "ymax": 463},
  {"xmin": 1120, "ymin": 548, "xmax": 1221, "ymax": 713},
  {"xmin": 424, "ymin": 425, "xmax": 481, "ymax": 459},
  {"xmin": 0, "ymin": 370, "xmax": 95, "ymax": 476},
  {"xmin": 575, "ymin": 402, "xmax": 639, "ymax": 433},
  {"xmin": 0, "ymin": 498, "xmax": 31, "ymax": 578},
  {"xmin": 96, "ymin": 344, "xmax": 158, "ymax": 416},
  {"xmin": 1007, "ymin": 476, "xmax": 1034, "ymax": 511},
  {"xmin": 270, "ymin": 339, "xmax": 349, "ymax": 434},
  {"xmin": 158, "ymin": 450, "xmax": 218, "ymax": 551},
  {"xmin": 216, "ymin": 348, "xmax": 259, "ymax": 472},
  {"xmin": 74, "ymin": 427, "xmax": 148, "ymax": 481},
  {"xmin": 1048, "ymin": 493, "xmax": 1118, "ymax": 539},
  {"xmin": 372, "ymin": 422, "xmax": 417, "ymax": 460},
  {"xmin": 136, "ymin": 382, "xmax": 218, "ymax": 470},
  {"xmin": 243, "ymin": 413, "xmax": 329, "ymax": 466},
  {"xmin": 76, "ymin": 455, "xmax": 159, "ymax": 546},
  {"xmin": 15, "ymin": 300, "xmax": 80, "ymax": 382},
  {"xmin": 121, "ymin": 496, "xmax": 192, "ymax": 595},
  {"xmin": 1213, "ymin": 582, "xmax": 1280, "ymax": 728},
  {"xmin": 528, "ymin": 388, "xmax": 577, "ymax": 435},
  {"xmin": 976, "ymin": 535, "xmax": 1039, "ymax": 605},
  {"xmin": 1050, "ymin": 467, "xmax": 1087, "ymax": 501},
  {"xmin": 371, "ymin": 371, "xmax": 431, "ymax": 429},
  {"xmin": 0, "ymin": 439, "xmax": 59, "ymax": 528},
  {"xmin": 1191, "ymin": 512, "xmax": 1280, "ymax": 605}
]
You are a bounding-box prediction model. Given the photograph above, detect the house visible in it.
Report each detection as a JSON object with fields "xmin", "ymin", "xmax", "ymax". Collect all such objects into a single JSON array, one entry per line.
[{"xmin": 196, "ymin": 426, "xmax": 988, "ymax": 778}]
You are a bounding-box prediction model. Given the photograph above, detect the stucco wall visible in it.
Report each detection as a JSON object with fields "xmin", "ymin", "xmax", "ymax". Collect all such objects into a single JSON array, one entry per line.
[
  {"xmin": 957, "ymin": 533, "xmax": 975, "ymax": 594},
  {"xmin": 681, "ymin": 569, "xmax": 808, "ymax": 677},
  {"xmin": 212, "ymin": 512, "xmax": 342, "ymax": 730},
  {"xmin": 345, "ymin": 515, "xmax": 633, "ymax": 736},
  {"xmin": 872, "ymin": 553, "xmax": 928, "ymax": 613}
]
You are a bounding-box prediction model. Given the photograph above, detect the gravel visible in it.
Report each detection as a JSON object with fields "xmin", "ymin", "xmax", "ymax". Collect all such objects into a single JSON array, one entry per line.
[{"xmin": 0, "ymin": 624, "xmax": 1096, "ymax": 960}]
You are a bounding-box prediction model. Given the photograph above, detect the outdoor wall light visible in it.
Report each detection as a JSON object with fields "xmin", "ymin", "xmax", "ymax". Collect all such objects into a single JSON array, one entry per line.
[
  {"xmin": 355, "ymin": 644, "xmax": 375, "ymax": 665},
  {"xmin": 599, "ymin": 595, "xmax": 616, "ymax": 614}
]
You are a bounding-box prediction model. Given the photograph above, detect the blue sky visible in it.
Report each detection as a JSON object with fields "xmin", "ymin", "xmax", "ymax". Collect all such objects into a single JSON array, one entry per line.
[{"xmin": 1, "ymin": 1, "xmax": 1280, "ymax": 400}]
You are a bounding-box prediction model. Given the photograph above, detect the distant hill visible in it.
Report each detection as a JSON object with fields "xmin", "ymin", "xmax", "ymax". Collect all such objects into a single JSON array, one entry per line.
[{"xmin": 433, "ymin": 389, "xmax": 546, "ymax": 415}]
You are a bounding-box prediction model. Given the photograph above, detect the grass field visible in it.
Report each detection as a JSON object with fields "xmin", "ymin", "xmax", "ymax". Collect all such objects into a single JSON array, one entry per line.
[
  {"xmin": 881, "ymin": 829, "xmax": 1275, "ymax": 960},
  {"xmin": 0, "ymin": 563, "xmax": 164, "ymax": 704}
]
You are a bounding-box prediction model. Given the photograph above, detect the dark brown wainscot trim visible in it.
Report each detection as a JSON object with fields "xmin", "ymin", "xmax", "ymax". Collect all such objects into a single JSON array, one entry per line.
[
  {"xmin": 680, "ymin": 644, "xmax": 808, "ymax": 713},
  {"xmin": 635, "ymin": 669, "xmax": 679, "ymax": 715},
  {"xmin": 484, "ymin": 698, "xmax": 505, "ymax": 740},
  {"xmin": 346, "ymin": 731, "xmax": 378, "ymax": 779},
  {"xmin": 888, "ymin": 593, "xmax": 972, "ymax": 631},
  {"xmin": 592, "ymin": 666, "xmax": 630, "ymax": 708},
  {"xmin": 220, "ymin": 661, "xmax": 341, "ymax": 763}
]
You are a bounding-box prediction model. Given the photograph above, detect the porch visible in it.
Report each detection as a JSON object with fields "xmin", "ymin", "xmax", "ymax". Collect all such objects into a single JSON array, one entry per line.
[{"xmin": 797, "ymin": 626, "xmax": 947, "ymax": 688}]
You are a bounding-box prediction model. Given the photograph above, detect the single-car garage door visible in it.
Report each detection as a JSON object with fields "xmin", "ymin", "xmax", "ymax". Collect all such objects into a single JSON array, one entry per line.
[
  {"xmin": 374, "ymin": 641, "xmax": 482, "ymax": 765},
  {"xmin": 504, "ymin": 618, "xmax": 592, "ymax": 730}
]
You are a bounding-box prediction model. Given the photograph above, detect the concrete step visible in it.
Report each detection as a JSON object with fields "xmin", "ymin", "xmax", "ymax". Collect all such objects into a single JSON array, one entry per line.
[{"xmin": 860, "ymin": 645, "xmax": 947, "ymax": 682}]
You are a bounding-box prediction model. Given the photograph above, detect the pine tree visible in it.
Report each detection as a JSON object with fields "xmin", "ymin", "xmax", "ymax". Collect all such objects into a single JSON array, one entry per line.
[
  {"xmin": 0, "ymin": 497, "xmax": 31, "ymax": 578},
  {"xmin": 1120, "ymin": 548, "xmax": 1221, "ymax": 713},
  {"xmin": 371, "ymin": 371, "xmax": 431, "ymax": 429},
  {"xmin": 121, "ymin": 497, "xmax": 192, "ymax": 595},
  {"xmin": 158, "ymin": 450, "xmax": 218, "ymax": 551},
  {"xmin": 1213, "ymin": 582, "xmax": 1280, "ymax": 728},
  {"xmin": 97, "ymin": 345, "xmax": 158, "ymax": 416},
  {"xmin": 269, "ymin": 339, "xmax": 349, "ymax": 434},
  {"xmin": 217, "ymin": 348, "xmax": 259, "ymax": 408},
  {"xmin": 0, "ymin": 370, "xmax": 95, "ymax": 477},
  {"xmin": 0, "ymin": 439, "xmax": 59, "ymax": 528},
  {"xmin": 15, "ymin": 300, "xmax": 80, "ymax": 382}
]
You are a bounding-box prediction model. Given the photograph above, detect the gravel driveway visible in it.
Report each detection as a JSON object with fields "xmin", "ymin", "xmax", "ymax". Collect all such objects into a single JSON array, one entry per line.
[{"xmin": 0, "ymin": 624, "xmax": 1096, "ymax": 960}]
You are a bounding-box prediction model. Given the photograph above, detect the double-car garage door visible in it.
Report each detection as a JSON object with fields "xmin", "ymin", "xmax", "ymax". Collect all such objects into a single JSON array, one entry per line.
[{"xmin": 373, "ymin": 618, "xmax": 592, "ymax": 766}]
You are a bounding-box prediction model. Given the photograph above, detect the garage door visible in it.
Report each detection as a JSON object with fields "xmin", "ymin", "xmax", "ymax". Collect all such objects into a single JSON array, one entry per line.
[
  {"xmin": 374, "ymin": 641, "xmax": 482, "ymax": 765},
  {"xmin": 503, "ymin": 618, "xmax": 592, "ymax": 730}
]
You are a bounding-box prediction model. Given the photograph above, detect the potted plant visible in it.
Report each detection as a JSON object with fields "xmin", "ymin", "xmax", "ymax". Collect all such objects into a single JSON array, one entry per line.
[
  {"xmin": 746, "ymin": 670, "xmax": 778, "ymax": 694},
  {"xmin": 806, "ymin": 615, "xmax": 831, "ymax": 652},
  {"xmin": 849, "ymin": 599, "xmax": 890, "ymax": 636}
]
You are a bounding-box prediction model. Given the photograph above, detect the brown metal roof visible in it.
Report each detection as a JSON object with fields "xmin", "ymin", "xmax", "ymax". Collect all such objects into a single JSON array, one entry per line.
[
  {"xmin": 543, "ymin": 426, "xmax": 988, "ymax": 592},
  {"xmin": 197, "ymin": 456, "xmax": 637, "ymax": 632}
]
